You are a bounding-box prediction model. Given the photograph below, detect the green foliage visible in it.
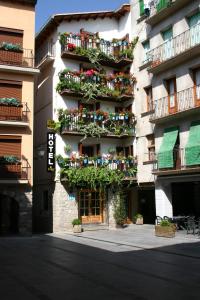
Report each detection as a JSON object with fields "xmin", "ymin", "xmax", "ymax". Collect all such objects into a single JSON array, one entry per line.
[
  {"xmin": 61, "ymin": 166, "xmax": 125, "ymax": 190},
  {"xmin": 0, "ymin": 42, "xmax": 23, "ymax": 52},
  {"xmin": 72, "ymin": 218, "xmax": 81, "ymax": 226},
  {"xmin": 0, "ymin": 156, "xmax": 20, "ymax": 164},
  {"xmin": 64, "ymin": 144, "xmax": 72, "ymax": 154},
  {"xmin": 0, "ymin": 97, "xmax": 21, "ymax": 107},
  {"xmin": 79, "ymin": 123, "xmax": 109, "ymax": 141},
  {"xmin": 113, "ymin": 191, "xmax": 127, "ymax": 225},
  {"xmin": 80, "ymin": 82, "xmax": 101, "ymax": 102},
  {"xmin": 134, "ymin": 213, "xmax": 143, "ymax": 221},
  {"xmin": 160, "ymin": 220, "xmax": 173, "ymax": 227}
]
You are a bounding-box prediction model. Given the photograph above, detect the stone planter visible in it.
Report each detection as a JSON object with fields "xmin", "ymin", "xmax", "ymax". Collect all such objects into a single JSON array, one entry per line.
[
  {"xmin": 73, "ymin": 225, "xmax": 82, "ymax": 233},
  {"xmin": 155, "ymin": 225, "xmax": 176, "ymax": 238},
  {"xmin": 135, "ymin": 217, "xmax": 143, "ymax": 225}
]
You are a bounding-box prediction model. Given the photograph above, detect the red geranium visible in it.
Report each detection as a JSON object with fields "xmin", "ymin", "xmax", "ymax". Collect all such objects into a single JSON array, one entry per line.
[{"xmin": 67, "ymin": 43, "xmax": 76, "ymax": 51}]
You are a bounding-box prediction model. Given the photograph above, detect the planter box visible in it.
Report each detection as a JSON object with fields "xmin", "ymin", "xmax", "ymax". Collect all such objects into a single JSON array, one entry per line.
[
  {"xmin": 155, "ymin": 225, "xmax": 176, "ymax": 238},
  {"xmin": 0, "ymin": 164, "xmax": 21, "ymax": 179},
  {"xmin": 73, "ymin": 225, "xmax": 82, "ymax": 233},
  {"xmin": 0, "ymin": 49, "xmax": 23, "ymax": 66},
  {"xmin": 0, "ymin": 105, "xmax": 22, "ymax": 121}
]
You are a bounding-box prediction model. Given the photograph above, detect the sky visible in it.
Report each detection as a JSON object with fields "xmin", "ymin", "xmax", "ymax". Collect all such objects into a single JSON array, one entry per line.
[{"xmin": 36, "ymin": 0, "xmax": 129, "ymax": 33}]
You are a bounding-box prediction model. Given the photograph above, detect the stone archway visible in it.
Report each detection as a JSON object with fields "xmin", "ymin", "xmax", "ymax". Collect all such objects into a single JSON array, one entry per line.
[{"xmin": 0, "ymin": 194, "xmax": 19, "ymax": 235}]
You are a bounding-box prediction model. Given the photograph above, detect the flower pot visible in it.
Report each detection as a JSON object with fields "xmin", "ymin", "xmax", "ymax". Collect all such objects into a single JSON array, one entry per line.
[
  {"xmin": 155, "ymin": 225, "xmax": 176, "ymax": 238},
  {"xmin": 135, "ymin": 217, "xmax": 143, "ymax": 225},
  {"xmin": 73, "ymin": 225, "xmax": 82, "ymax": 233}
]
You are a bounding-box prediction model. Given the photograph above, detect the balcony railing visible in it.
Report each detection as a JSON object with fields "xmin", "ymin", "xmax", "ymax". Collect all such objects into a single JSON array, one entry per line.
[
  {"xmin": 153, "ymin": 147, "xmax": 200, "ymax": 174},
  {"xmin": 57, "ymin": 70, "xmax": 134, "ymax": 100},
  {"xmin": 58, "ymin": 111, "xmax": 135, "ymax": 137},
  {"xmin": 147, "ymin": 22, "xmax": 200, "ymax": 69},
  {"xmin": 35, "ymin": 42, "xmax": 55, "ymax": 67},
  {"xmin": 61, "ymin": 34, "xmax": 133, "ymax": 63},
  {"xmin": 0, "ymin": 102, "xmax": 29, "ymax": 122},
  {"xmin": 0, "ymin": 48, "xmax": 34, "ymax": 68},
  {"xmin": 150, "ymin": 85, "xmax": 200, "ymax": 121},
  {"xmin": 58, "ymin": 156, "xmax": 137, "ymax": 179},
  {"xmin": 0, "ymin": 157, "xmax": 30, "ymax": 180}
]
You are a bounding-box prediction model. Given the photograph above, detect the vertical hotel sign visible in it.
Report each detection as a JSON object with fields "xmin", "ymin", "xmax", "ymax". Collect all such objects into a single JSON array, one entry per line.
[{"xmin": 47, "ymin": 132, "xmax": 55, "ymax": 172}]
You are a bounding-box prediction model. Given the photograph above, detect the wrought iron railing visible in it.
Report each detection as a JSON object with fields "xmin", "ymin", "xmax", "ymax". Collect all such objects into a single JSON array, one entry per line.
[
  {"xmin": 147, "ymin": 22, "xmax": 200, "ymax": 68},
  {"xmin": 150, "ymin": 85, "xmax": 200, "ymax": 121},
  {"xmin": 35, "ymin": 42, "xmax": 55, "ymax": 66},
  {"xmin": 153, "ymin": 147, "xmax": 200, "ymax": 172},
  {"xmin": 60, "ymin": 112, "xmax": 135, "ymax": 136},
  {"xmin": 61, "ymin": 36, "xmax": 133, "ymax": 60},
  {"xmin": 0, "ymin": 157, "xmax": 30, "ymax": 180},
  {"xmin": 0, "ymin": 102, "xmax": 29, "ymax": 122},
  {"xmin": 0, "ymin": 48, "xmax": 34, "ymax": 68}
]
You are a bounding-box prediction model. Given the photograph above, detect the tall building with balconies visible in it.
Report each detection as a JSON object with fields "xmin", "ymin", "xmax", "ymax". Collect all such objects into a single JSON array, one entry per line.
[
  {"xmin": 134, "ymin": 0, "xmax": 200, "ymax": 219},
  {"xmin": 0, "ymin": 0, "xmax": 39, "ymax": 235},
  {"xmin": 34, "ymin": 4, "xmax": 141, "ymax": 232}
]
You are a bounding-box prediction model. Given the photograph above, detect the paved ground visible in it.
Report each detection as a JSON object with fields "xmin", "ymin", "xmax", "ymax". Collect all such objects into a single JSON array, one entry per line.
[{"xmin": 1, "ymin": 225, "xmax": 200, "ymax": 300}]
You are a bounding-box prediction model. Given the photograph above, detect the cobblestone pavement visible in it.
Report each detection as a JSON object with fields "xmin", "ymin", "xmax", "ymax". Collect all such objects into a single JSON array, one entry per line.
[{"xmin": 1, "ymin": 225, "xmax": 200, "ymax": 300}]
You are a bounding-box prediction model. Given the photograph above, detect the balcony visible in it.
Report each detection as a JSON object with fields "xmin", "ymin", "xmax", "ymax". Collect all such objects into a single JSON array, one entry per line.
[
  {"xmin": 60, "ymin": 33, "xmax": 133, "ymax": 68},
  {"xmin": 152, "ymin": 148, "xmax": 200, "ymax": 176},
  {"xmin": 0, "ymin": 47, "xmax": 34, "ymax": 68},
  {"xmin": 57, "ymin": 155, "xmax": 137, "ymax": 181},
  {"xmin": 150, "ymin": 85, "xmax": 200, "ymax": 123},
  {"xmin": 35, "ymin": 42, "xmax": 55, "ymax": 68},
  {"xmin": 0, "ymin": 156, "xmax": 30, "ymax": 183},
  {"xmin": 49, "ymin": 109, "xmax": 135, "ymax": 138},
  {"xmin": 57, "ymin": 69, "xmax": 134, "ymax": 102},
  {"xmin": 0, "ymin": 102, "xmax": 29, "ymax": 126},
  {"xmin": 147, "ymin": 23, "xmax": 200, "ymax": 74},
  {"xmin": 146, "ymin": 0, "xmax": 191, "ymax": 26}
]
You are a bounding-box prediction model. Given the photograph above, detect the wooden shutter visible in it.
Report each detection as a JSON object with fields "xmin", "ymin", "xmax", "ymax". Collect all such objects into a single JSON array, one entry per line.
[
  {"xmin": 0, "ymin": 80, "xmax": 22, "ymax": 100},
  {"xmin": 0, "ymin": 136, "xmax": 21, "ymax": 157},
  {"xmin": 0, "ymin": 28, "xmax": 23, "ymax": 46},
  {"xmin": 78, "ymin": 143, "xmax": 83, "ymax": 155}
]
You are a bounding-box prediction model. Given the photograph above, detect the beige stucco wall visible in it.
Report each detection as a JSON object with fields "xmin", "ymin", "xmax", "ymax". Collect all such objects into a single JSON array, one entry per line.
[
  {"xmin": 0, "ymin": 71, "xmax": 34, "ymax": 185},
  {"xmin": 0, "ymin": 1, "xmax": 35, "ymax": 52}
]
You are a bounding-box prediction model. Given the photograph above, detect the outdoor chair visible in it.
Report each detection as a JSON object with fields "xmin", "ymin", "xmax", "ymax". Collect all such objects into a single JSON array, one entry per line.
[{"xmin": 184, "ymin": 217, "xmax": 196, "ymax": 234}]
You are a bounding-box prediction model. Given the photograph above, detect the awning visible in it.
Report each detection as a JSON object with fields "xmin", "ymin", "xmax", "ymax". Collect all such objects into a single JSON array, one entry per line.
[
  {"xmin": 158, "ymin": 127, "xmax": 179, "ymax": 169},
  {"xmin": 185, "ymin": 120, "xmax": 200, "ymax": 166}
]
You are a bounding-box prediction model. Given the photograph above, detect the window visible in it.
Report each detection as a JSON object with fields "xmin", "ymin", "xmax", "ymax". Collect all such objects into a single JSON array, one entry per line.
[
  {"xmin": 142, "ymin": 40, "xmax": 150, "ymax": 64},
  {"xmin": 193, "ymin": 68, "xmax": 200, "ymax": 102},
  {"xmin": 79, "ymin": 143, "xmax": 101, "ymax": 157},
  {"xmin": 0, "ymin": 135, "xmax": 21, "ymax": 157},
  {"xmin": 0, "ymin": 27, "xmax": 23, "ymax": 46},
  {"xmin": 116, "ymin": 145, "xmax": 133, "ymax": 157},
  {"xmin": 146, "ymin": 134, "xmax": 155, "ymax": 161},
  {"xmin": 0, "ymin": 79, "xmax": 22, "ymax": 100},
  {"xmin": 162, "ymin": 27, "xmax": 173, "ymax": 60},
  {"xmin": 145, "ymin": 86, "xmax": 153, "ymax": 112},
  {"xmin": 166, "ymin": 78, "xmax": 177, "ymax": 113}
]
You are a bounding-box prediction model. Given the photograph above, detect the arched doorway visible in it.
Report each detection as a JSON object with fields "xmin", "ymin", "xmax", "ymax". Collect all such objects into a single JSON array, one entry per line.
[{"xmin": 0, "ymin": 194, "xmax": 19, "ymax": 235}]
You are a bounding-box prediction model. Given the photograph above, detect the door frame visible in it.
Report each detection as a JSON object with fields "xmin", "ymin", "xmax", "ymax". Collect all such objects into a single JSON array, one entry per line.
[
  {"xmin": 193, "ymin": 68, "xmax": 200, "ymax": 107},
  {"xmin": 167, "ymin": 78, "xmax": 177, "ymax": 114}
]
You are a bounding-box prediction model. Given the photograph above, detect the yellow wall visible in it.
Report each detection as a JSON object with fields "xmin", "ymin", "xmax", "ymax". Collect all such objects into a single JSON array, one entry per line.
[{"xmin": 0, "ymin": 1, "xmax": 35, "ymax": 52}]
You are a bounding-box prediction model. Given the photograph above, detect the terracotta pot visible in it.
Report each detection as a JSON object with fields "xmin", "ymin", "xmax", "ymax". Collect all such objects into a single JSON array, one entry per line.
[{"xmin": 155, "ymin": 225, "xmax": 176, "ymax": 238}]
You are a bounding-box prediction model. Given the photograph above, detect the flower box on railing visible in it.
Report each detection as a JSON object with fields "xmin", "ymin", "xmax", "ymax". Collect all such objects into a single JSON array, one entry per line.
[
  {"xmin": 0, "ymin": 104, "xmax": 23, "ymax": 121},
  {"xmin": 0, "ymin": 163, "xmax": 21, "ymax": 178}
]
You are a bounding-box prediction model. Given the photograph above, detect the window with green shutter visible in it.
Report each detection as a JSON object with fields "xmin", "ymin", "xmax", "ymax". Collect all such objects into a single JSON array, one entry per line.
[
  {"xmin": 156, "ymin": 0, "xmax": 171, "ymax": 13},
  {"xmin": 185, "ymin": 121, "xmax": 200, "ymax": 166},
  {"xmin": 139, "ymin": 0, "xmax": 145, "ymax": 16},
  {"xmin": 158, "ymin": 127, "xmax": 179, "ymax": 169}
]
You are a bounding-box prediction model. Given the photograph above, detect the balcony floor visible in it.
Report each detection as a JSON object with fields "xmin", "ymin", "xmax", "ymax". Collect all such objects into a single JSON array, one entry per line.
[{"xmin": 152, "ymin": 166, "xmax": 200, "ymax": 177}]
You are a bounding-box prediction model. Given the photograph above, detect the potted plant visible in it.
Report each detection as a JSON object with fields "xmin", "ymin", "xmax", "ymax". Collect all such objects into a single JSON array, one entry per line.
[
  {"xmin": 114, "ymin": 193, "xmax": 126, "ymax": 228},
  {"xmin": 155, "ymin": 220, "xmax": 176, "ymax": 238},
  {"xmin": 64, "ymin": 144, "xmax": 72, "ymax": 155},
  {"xmin": 134, "ymin": 213, "xmax": 143, "ymax": 225},
  {"xmin": 72, "ymin": 218, "xmax": 82, "ymax": 233}
]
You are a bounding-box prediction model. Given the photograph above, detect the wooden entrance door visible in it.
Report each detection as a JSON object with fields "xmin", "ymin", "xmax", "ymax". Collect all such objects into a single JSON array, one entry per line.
[
  {"xmin": 167, "ymin": 78, "xmax": 177, "ymax": 114},
  {"xmin": 79, "ymin": 190, "xmax": 104, "ymax": 224},
  {"xmin": 193, "ymin": 69, "xmax": 200, "ymax": 107}
]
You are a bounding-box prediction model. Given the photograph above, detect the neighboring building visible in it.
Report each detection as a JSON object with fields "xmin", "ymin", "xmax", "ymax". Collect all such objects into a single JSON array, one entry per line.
[
  {"xmin": 133, "ymin": 0, "xmax": 200, "ymax": 218},
  {"xmin": 0, "ymin": 0, "xmax": 39, "ymax": 235},
  {"xmin": 34, "ymin": 4, "xmax": 142, "ymax": 232}
]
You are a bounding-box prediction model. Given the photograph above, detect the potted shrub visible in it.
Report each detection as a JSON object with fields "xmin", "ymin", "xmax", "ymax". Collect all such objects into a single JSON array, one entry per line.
[
  {"xmin": 114, "ymin": 192, "xmax": 126, "ymax": 228},
  {"xmin": 134, "ymin": 213, "xmax": 143, "ymax": 225},
  {"xmin": 72, "ymin": 218, "xmax": 82, "ymax": 233},
  {"xmin": 155, "ymin": 220, "xmax": 176, "ymax": 238}
]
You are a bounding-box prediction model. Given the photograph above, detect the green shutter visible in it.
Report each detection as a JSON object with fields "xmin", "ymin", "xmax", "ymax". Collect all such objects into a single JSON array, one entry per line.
[
  {"xmin": 185, "ymin": 121, "xmax": 200, "ymax": 166},
  {"xmin": 188, "ymin": 12, "xmax": 200, "ymax": 28},
  {"xmin": 158, "ymin": 127, "xmax": 179, "ymax": 169},
  {"xmin": 139, "ymin": 0, "xmax": 145, "ymax": 16},
  {"xmin": 156, "ymin": 0, "xmax": 171, "ymax": 12}
]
